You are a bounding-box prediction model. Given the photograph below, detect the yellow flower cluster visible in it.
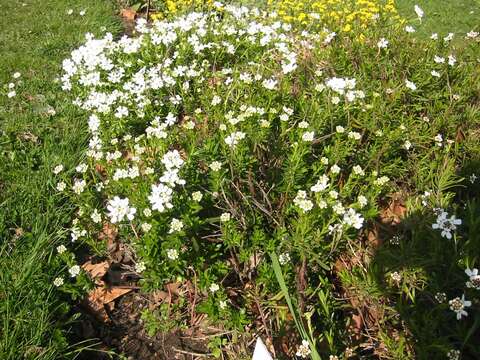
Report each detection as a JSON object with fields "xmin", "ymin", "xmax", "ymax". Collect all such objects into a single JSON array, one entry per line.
[
  {"xmin": 268, "ymin": 0, "xmax": 400, "ymax": 32},
  {"xmin": 151, "ymin": 0, "xmax": 214, "ymax": 20}
]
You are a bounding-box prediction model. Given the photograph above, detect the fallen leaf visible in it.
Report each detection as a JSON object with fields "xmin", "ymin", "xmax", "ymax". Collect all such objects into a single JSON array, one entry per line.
[
  {"xmin": 82, "ymin": 261, "xmax": 109, "ymax": 285},
  {"xmin": 84, "ymin": 286, "xmax": 132, "ymax": 322}
]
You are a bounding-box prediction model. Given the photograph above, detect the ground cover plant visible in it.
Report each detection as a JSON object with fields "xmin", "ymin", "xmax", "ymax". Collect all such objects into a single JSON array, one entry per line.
[
  {"xmin": 2, "ymin": 0, "xmax": 480, "ymax": 359},
  {"xmin": 48, "ymin": 1, "xmax": 480, "ymax": 359}
]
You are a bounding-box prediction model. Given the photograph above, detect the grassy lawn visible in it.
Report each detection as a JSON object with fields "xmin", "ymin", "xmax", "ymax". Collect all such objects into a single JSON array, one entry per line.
[
  {"xmin": 396, "ymin": 0, "xmax": 480, "ymax": 36},
  {"xmin": 0, "ymin": 0, "xmax": 119, "ymax": 358}
]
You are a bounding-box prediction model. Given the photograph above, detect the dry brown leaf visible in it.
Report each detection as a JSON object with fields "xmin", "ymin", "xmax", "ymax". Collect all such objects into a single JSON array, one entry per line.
[
  {"xmin": 82, "ymin": 261, "xmax": 109, "ymax": 285},
  {"xmin": 380, "ymin": 194, "xmax": 406, "ymax": 225},
  {"xmin": 85, "ymin": 286, "xmax": 132, "ymax": 322},
  {"xmin": 120, "ymin": 8, "xmax": 136, "ymax": 21}
]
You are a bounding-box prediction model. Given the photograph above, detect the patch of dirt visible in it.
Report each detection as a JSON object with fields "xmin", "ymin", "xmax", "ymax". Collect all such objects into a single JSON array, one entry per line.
[{"xmin": 75, "ymin": 292, "xmax": 209, "ymax": 360}]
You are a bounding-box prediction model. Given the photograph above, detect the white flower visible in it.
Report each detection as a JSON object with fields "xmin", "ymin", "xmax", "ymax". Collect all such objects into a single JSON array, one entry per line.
[
  {"xmin": 192, "ymin": 191, "xmax": 203, "ymax": 202},
  {"xmin": 329, "ymin": 190, "xmax": 339, "ymax": 199},
  {"xmin": 466, "ymin": 31, "xmax": 479, "ymax": 39},
  {"xmin": 352, "ymin": 165, "xmax": 364, "ymax": 176},
  {"xmin": 390, "ymin": 271, "xmax": 402, "ymax": 283},
  {"xmin": 135, "ymin": 261, "xmax": 146, "ymax": 273},
  {"xmin": 405, "ymin": 25, "xmax": 416, "ymax": 33},
  {"xmin": 435, "ymin": 292, "xmax": 447, "ymax": 303},
  {"xmin": 403, "ymin": 140, "xmax": 412, "ymax": 150},
  {"xmin": 432, "ymin": 210, "xmax": 461, "ymax": 239},
  {"xmin": 465, "ymin": 268, "xmax": 480, "ymax": 290},
  {"xmin": 224, "ymin": 131, "xmax": 246, "ymax": 147},
  {"xmin": 53, "ymin": 164, "xmax": 64, "ymax": 174},
  {"xmin": 320, "ymin": 157, "xmax": 329, "ymax": 165},
  {"xmin": 470, "ymin": 174, "xmax": 477, "ymax": 184},
  {"xmin": 434, "ymin": 134, "xmax": 443, "ymax": 147},
  {"xmin": 143, "ymin": 208, "xmax": 152, "ymax": 217},
  {"xmin": 262, "ymin": 78, "xmax": 277, "ymax": 90},
  {"xmin": 161, "ymin": 150, "xmax": 184, "ymax": 170},
  {"xmin": 293, "ymin": 191, "xmax": 314, "ymax": 213},
  {"xmin": 219, "ymin": 300, "xmax": 228, "ymax": 309},
  {"xmin": 209, "ymin": 283, "xmax": 220, "ymax": 293},
  {"xmin": 311, "ymin": 175, "xmax": 329, "ymax": 192},
  {"xmin": 57, "ymin": 245, "xmax": 67, "ymax": 254},
  {"xmin": 405, "ymin": 79, "xmax": 417, "ymax": 91},
  {"xmin": 53, "ymin": 277, "xmax": 64, "ymax": 287},
  {"xmin": 169, "ymin": 218, "xmax": 184, "ymax": 233},
  {"xmin": 67, "ymin": 9, "xmax": 73, "ymax": 15},
  {"xmin": 358, "ymin": 195, "xmax": 368, "ymax": 208},
  {"xmin": 279, "ymin": 252, "xmax": 291, "ymax": 265},
  {"xmin": 56, "ymin": 181, "xmax": 66, "ymax": 191},
  {"xmin": 220, "ymin": 212, "xmax": 231, "ymax": 222},
  {"xmin": 430, "ymin": 33, "xmax": 438, "ymax": 40},
  {"xmin": 211, "ymin": 95, "xmax": 222, "ymax": 106},
  {"xmin": 72, "ymin": 179, "xmax": 86, "ymax": 194},
  {"xmin": 7, "ymin": 90, "xmax": 16, "ymax": 98},
  {"xmin": 90, "ymin": 209, "xmax": 101, "ymax": 224},
  {"xmin": 342, "ymin": 208, "xmax": 364, "ymax": 229},
  {"xmin": 296, "ymin": 340, "xmax": 311, "ymax": 358},
  {"xmin": 68, "ymin": 265, "xmax": 81, "ymax": 278},
  {"xmin": 141, "ymin": 223, "xmax": 152, "ymax": 232},
  {"xmin": 444, "ymin": 33, "xmax": 454, "ymax": 42},
  {"xmin": 374, "ymin": 176, "xmax": 390, "ymax": 186},
  {"xmin": 298, "ymin": 121, "xmax": 309, "ymax": 129},
  {"xmin": 302, "ymin": 131, "xmax": 314, "ymax": 142},
  {"xmin": 330, "ymin": 164, "xmax": 341, "ymax": 174},
  {"xmin": 335, "ymin": 125, "xmax": 345, "ymax": 133},
  {"xmin": 167, "ymin": 249, "xmax": 179, "ymax": 260},
  {"xmin": 414, "ymin": 5, "xmax": 424, "ymax": 19},
  {"xmin": 434, "ymin": 55, "xmax": 445, "ymax": 64},
  {"xmin": 149, "ymin": 183, "xmax": 173, "ymax": 213},
  {"xmin": 447, "ymin": 350, "xmax": 460, "ymax": 360},
  {"xmin": 13, "ymin": 72, "xmax": 21, "ymax": 79},
  {"xmin": 209, "ymin": 161, "xmax": 222, "ymax": 172},
  {"xmin": 348, "ymin": 131, "xmax": 361, "ymax": 140},
  {"xmin": 377, "ymin": 38, "xmax": 389, "ymax": 48},
  {"xmin": 431, "ymin": 70, "xmax": 441, "ymax": 78},
  {"xmin": 107, "ymin": 196, "xmax": 137, "ymax": 223},
  {"xmin": 449, "ymin": 295, "xmax": 471, "ymax": 320},
  {"xmin": 448, "ymin": 55, "xmax": 456, "ymax": 66},
  {"xmin": 79, "ymin": 9, "xmax": 86, "ymax": 16}
]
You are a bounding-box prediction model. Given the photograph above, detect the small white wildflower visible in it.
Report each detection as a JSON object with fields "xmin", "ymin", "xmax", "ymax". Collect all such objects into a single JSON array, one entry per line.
[
  {"xmin": 169, "ymin": 218, "xmax": 184, "ymax": 233},
  {"xmin": 135, "ymin": 261, "xmax": 146, "ymax": 273},
  {"xmin": 302, "ymin": 131, "xmax": 315, "ymax": 142},
  {"xmin": 320, "ymin": 157, "xmax": 329, "ymax": 165},
  {"xmin": 13, "ymin": 72, "xmax": 21, "ymax": 79},
  {"xmin": 330, "ymin": 164, "xmax": 341, "ymax": 174},
  {"xmin": 414, "ymin": 5, "xmax": 424, "ymax": 19},
  {"xmin": 348, "ymin": 131, "xmax": 361, "ymax": 140},
  {"xmin": 405, "ymin": 79, "xmax": 417, "ymax": 91},
  {"xmin": 68, "ymin": 265, "xmax": 81, "ymax": 278},
  {"xmin": 449, "ymin": 295, "xmax": 471, "ymax": 320},
  {"xmin": 435, "ymin": 292, "xmax": 447, "ymax": 303},
  {"xmin": 107, "ymin": 196, "xmax": 136, "ymax": 223},
  {"xmin": 72, "ymin": 179, "xmax": 86, "ymax": 194},
  {"xmin": 298, "ymin": 121, "xmax": 309, "ymax": 129},
  {"xmin": 167, "ymin": 249, "xmax": 179, "ymax": 260},
  {"xmin": 56, "ymin": 181, "xmax": 66, "ymax": 191},
  {"xmin": 141, "ymin": 223, "xmax": 152, "ymax": 232},
  {"xmin": 390, "ymin": 271, "xmax": 402, "ymax": 283},
  {"xmin": 220, "ymin": 212, "xmax": 231, "ymax": 222},
  {"xmin": 311, "ymin": 175, "xmax": 329, "ymax": 192},
  {"xmin": 404, "ymin": 140, "xmax": 412, "ymax": 150},
  {"xmin": 209, "ymin": 283, "xmax": 220, "ymax": 293},
  {"xmin": 296, "ymin": 340, "xmax": 311, "ymax": 358},
  {"xmin": 405, "ymin": 25, "xmax": 416, "ymax": 33},
  {"xmin": 211, "ymin": 95, "xmax": 222, "ymax": 106},
  {"xmin": 57, "ymin": 245, "xmax": 67, "ymax": 254},
  {"xmin": 293, "ymin": 190, "xmax": 314, "ymax": 213},
  {"xmin": 352, "ymin": 165, "xmax": 365, "ymax": 176},
  {"xmin": 335, "ymin": 125, "xmax": 345, "ymax": 133},
  {"xmin": 279, "ymin": 252, "xmax": 291, "ymax": 265},
  {"xmin": 447, "ymin": 349, "xmax": 460, "ymax": 360},
  {"xmin": 465, "ymin": 268, "xmax": 480, "ymax": 290},
  {"xmin": 209, "ymin": 161, "xmax": 222, "ymax": 172},
  {"xmin": 143, "ymin": 208, "xmax": 152, "ymax": 217},
  {"xmin": 469, "ymin": 174, "xmax": 477, "ymax": 184},
  {"xmin": 53, "ymin": 277, "xmax": 64, "ymax": 287},
  {"xmin": 358, "ymin": 195, "xmax": 368, "ymax": 208},
  {"xmin": 53, "ymin": 164, "xmax": 64, "ymax": 174},
  {"xmin": 431, "ymin": 70, "xmax": 441, "ymax": 78},
  {"xmin": 377, "ymin": 38, "xmax": 389, "ymax": 48},
  {"xmin": 219, "ymin": 300, "xmax": 228, "ymax": 310},
  {"xmin": 7, "ymin": 90, "xmax": 16, "ymax": 98},
  {"xmin": 192, "ymin": 191, "xmax": 203, "ymax": 202},
  {"xmin": 90, "ymin": 209, "xmax": 101, "ymax": 224}
]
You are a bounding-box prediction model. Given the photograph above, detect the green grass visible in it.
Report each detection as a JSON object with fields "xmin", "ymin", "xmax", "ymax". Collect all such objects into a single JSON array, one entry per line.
[
  {"xmin": 0, "ymin": 0, "xmax": 120, "ymax": 358},
  {"xmin": 396, "ymin": 0, "xmax": 480, "ymax": 36}
]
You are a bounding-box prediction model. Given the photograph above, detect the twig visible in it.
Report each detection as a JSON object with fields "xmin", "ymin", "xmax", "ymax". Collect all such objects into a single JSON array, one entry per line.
[{"xmin": 172, "ymin": 347, "xmax": 211, "ymax": 357}]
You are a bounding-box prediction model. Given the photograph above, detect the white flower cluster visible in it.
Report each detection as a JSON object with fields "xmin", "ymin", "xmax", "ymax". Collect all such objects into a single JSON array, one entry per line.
[{"xmin": 432, "ymin": 209, "xmax": 461, "ymax": 240}]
